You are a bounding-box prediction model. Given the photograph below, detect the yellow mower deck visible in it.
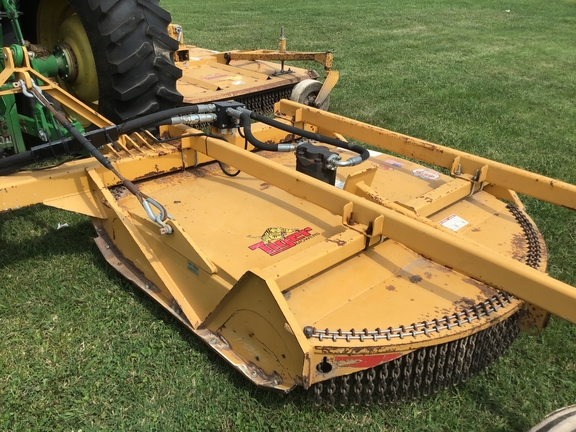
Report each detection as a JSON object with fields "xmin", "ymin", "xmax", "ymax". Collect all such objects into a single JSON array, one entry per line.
[
  {"xmin": 167, "ymin": 24, "xmax": 335, "ymax": 110},
  {"xmin": 175, "ymin": 46, "xmax": 330, "ymax": 106},
  {"xmin": 97, "ymin": 147, "xmax": 527, "ymax": 391},
  {"xmin": 3, "ymin": 100, "xmax": 576, "ymax": 404}
]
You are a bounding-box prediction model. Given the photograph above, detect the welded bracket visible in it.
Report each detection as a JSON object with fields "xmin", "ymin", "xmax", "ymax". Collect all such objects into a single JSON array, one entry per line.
[
  {"xmin": 0, "ymin": 47, "xmax": 112, "ymax": 128},
  {"xmin": 314, "ymin": 70, "xmax": 340, "ymax": 108},
  {"xmin": 451, "ymin": 156, "xmax": 489, "ymax": 196},
  {"xmin": 342, "ymin": 201, "xmax": 384, "ymax": 247},
  {"xmin": 518, "ymin": 304, "xmax": 551, "ymax": 335}
]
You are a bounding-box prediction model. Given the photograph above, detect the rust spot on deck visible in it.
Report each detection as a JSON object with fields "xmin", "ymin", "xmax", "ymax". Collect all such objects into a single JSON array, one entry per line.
[
  {"xmin": 409, "ymin": 275, "xmax": 423, "ymax": 284},
  {"xmin": 386, "ymin": 285, "xmax": 396, "ymax": 291},
  {"xmin": 326, "ymin": 238, "xmax": 346, "ymax": 246},
  {"xmin": 452, "ymin": 297, "xmax": 476, "ymax": 309},
  {"xmin": 510, "ymin": 232, "xmax": 528, "ymax": 262},
  {"xmin": 279, "ymin": 133, "xmax": 296, "ymax": 143},
  {"xmin": 135, "ymin": 170, "xmax": 167, "ymax": 180},
  {"xmin": 191, "ymin": 163, "xmax": 223, "ymax": 178},
  {"xmin": 463, "ymin": 277, "xmax": 497, "ymax": 297}
]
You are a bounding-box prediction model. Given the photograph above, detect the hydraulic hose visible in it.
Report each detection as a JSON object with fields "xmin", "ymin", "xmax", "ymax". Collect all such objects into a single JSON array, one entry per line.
[
  {"xmin": 231, "ymin": 108, "xmax": 370, "ymax": 162},
  {"xmin": 0, "ymin": 104, "xmax": 218, "ymax": 175},
  {"xmin": 0, "ymin": 150, "xmax": 34, "ymax": 175},
  {"xmin": 0, "ymin": 125, "xmax": 119, "ymax": 176},
  {"xmin": 117, "ymin": 104, "xmax": 215, "ymax": 133},
  {"xmin": 236, "ymin": 111, "xmax": 280, "ymax": 151}
]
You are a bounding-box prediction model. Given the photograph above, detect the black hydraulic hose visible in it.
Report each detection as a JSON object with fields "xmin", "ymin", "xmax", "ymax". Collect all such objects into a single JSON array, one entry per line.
[
  {"xmin": 0, "ymin": 151, "xmax": 34, "ymax": 175},
  {"xmin": 0, "ymin": 103, "xmax": 215, "ymax": 175},
  {"xmin": 0, "ymin": 114, "xmax": 113, "ymax": 174},
  {"xmin": 0, "ymin": 105, "xmax": 212, "ymax": 175},
  {"xmin": 29, "ymin": 87, "xmax": 146, "ymax": 197},
  {"xmin": 54, "ymin": 104, "xmax": 113, "ymax": 170},
  {"xmin": 244, "ymin": 110, "xmax": 371, "ymax": 161},
  {"xmin": 117, "ymin": 105, "xmax": 201, "ymax": 133},
  {"xmin": 0, "ymin": 126, "xmax": 119, "ymax": 176},
  {"xmin": 238, "ymin": 111, "xmax": 279, "ymax": 151}
]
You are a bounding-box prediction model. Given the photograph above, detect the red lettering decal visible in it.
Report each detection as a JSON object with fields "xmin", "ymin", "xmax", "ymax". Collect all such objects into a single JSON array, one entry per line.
[
  {"xmin": 269, "ymin": 240, "xmax": 290, "ymax": 256},
  {"xmin": 249, "ymin": 227, "xmax": 316, "ymax": 256},
  {"xmin": 248, "ymin": 242, "xmax": 273, "ymax": 254},
  {"xmin": 276, "ymin": 239, "xmax": 295, "ymax": 248},
  {"xmin": 287, "ymin": 231, "xmax": 304, "ymax": 242},
  {"xmin": 268, "ymin": 242, "xmax": 281, "ymax": 251}
]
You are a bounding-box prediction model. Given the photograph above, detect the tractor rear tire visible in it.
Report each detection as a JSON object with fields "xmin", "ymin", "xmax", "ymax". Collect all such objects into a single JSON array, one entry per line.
[{"xmin": 20, "ymin": 0, "xmax": 183, "ymax": 123}]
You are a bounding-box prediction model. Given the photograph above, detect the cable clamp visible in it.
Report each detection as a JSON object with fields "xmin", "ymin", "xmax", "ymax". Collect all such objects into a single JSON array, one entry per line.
[
  {"xmin": 142, "ymin": 197, "xmax": 174, "ymax": 235},
  {"xmin": 19, "ymin": 79, "xmax": 48, "ymax": 107}
]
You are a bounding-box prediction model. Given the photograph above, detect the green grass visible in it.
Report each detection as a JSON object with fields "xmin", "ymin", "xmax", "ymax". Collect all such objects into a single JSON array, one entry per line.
[{"xmin": 2, "ymin": 0, "xmax": 576, "ymax": 430}]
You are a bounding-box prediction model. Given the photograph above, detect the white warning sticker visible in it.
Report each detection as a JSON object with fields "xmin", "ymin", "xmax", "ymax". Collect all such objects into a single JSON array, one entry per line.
[
  {"xmin": 412, "ymin": 168, "xmax": 440, "ymax": 181},
  {"xmin": 438, "ymin": 214, "xmax": 469, "ymax": 231}
]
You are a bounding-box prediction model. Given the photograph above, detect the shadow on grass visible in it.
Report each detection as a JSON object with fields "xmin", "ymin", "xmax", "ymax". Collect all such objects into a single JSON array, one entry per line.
[
  {"xmin": 0, "ymin": 207, "xmax": 530, "ymax": 422},
  {"xmin": 0, "ymin": 207, "xmax": 99, "ymax": 266},
  {"xmin": 0, "ymin": 207, "xmax": 302, "ymax": 408},
  {"xmin": 0, "ymin": 206, "xmax": 543, "ymax": 426},
  {"xmin": 462, "ymin": 379, "xmax": 533, "ymax": 432}
]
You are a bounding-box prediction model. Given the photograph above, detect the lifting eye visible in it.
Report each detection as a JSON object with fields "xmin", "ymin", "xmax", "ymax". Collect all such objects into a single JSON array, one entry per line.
[{"xmin": 316, "ymin": 357, "xmax": 333, "ymax": 374}]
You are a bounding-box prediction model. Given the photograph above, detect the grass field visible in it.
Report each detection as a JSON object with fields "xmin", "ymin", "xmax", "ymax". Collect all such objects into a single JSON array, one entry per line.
[{"xmin": 1, "ymin": 0, "xmax": 576, "ymax": 430}]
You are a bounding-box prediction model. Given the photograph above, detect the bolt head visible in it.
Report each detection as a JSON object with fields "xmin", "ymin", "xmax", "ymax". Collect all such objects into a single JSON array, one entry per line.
[{"xmin": 303, "ymin": 326, "xmax": 314, "ymax": 338}]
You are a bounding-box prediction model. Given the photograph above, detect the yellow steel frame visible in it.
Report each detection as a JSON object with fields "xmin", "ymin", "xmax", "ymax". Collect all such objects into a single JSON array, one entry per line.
[
  {"xmin": 0, "ymin": 47, "xmax": 112, "ymax": 128},
  {"xmin": 175, "ymin": 105, "xmax": 576, "ymax": 324},
  {"xmin": 2, "ymin": 99, "xmax": 576, "ymax": 390},
  {"xmin": 3, "ymin": 100, "xmax": 576, "ymax": 323},
  {"xmin": 276, "ymin": 102, "xmax": 576, "ymax": 210},
  {"xmin": 216, "ymin": 50, "xmax": 334, "ymax": 76}
]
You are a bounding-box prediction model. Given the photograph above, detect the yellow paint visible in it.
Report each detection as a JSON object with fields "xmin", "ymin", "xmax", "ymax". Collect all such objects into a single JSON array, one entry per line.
[{"xmin": 2, "ymin": 99, "xmax": 576, "ymax": 390}]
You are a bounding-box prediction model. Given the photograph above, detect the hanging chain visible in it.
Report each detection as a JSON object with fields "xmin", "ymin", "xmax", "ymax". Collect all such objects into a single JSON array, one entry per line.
[
  {"xmin": 399, "ymin": 351, "xmax": 414, "ymax": 400},
  {"xmin": 364, "ymin": 368, "xmax": 376, "ymax": 406},
  {"xmin": 376, "ymin": 362, "xmax": 389, "ymax": 406},
  {"xmin": 351, "ymin": 371, "xmax": 364, "ymax": 406},
  {"xmin": 423, "ymin": 344, "xmax": 436, "ymax": 397},
  {"xmin": 307, "ymin": 313, "xmax": 519, "ymax": 407},
  {"xmin": 412, "ymin": 348, "xmax": 426, "ymax": 400},
  {"xmin": 339, "ymin": 375, "xmax": 350, "ymax": 407},
  {"xmin": 326, "ymin": 379, "xmax": 336, "ymax": 407},
  {"xmin": 389, "ymin": 357, "xmax": 401, "ymax": 403},
  {"xmin": 307, "ymin": 206, "xmax": 536, "ymax": 406}
]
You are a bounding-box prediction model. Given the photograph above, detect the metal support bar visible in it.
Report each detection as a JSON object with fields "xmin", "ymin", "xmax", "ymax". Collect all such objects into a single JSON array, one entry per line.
[
  {"xmin": 185, "ymin": 128, "xmax": 576, "ymax": 324},
  {"xmin": 314, "ymin": 71, "xmax": 339, "ymax": 108},
  {"xmin": 219, "ymin": 50, "xmax": 334, "ymax": 76},
  {"xmin": 275, "ymin": 100, "xmax": 576, "ymax": 210},
  {"xmin": 0, "ymin": 47, "xmax": 112, "ymax": 128}
]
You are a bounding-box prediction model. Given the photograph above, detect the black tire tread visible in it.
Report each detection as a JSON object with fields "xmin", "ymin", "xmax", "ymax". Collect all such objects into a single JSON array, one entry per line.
[
  {"xmin": 75, "ymin": 0, "xmax": 183, "ymax": 121},
  {"xmin": 21, "ymin": 0, "xmax": 183, "ymax": 123}
]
